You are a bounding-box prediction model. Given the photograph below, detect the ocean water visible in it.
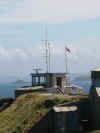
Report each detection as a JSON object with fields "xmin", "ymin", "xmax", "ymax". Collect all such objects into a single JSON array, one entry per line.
[
  {"xmin": 0, "ymin": 82, "xmax": 31, "ymax": 98},
  {"xmin": 0, "ymin": 81, "xmax": 91, "ymax": 98},
  {"xmin": 71, "ymin": 81, "xmax": 91, "ymax": 93}
]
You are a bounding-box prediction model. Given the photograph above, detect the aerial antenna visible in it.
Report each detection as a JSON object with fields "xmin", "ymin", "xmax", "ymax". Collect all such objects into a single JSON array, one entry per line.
[
  {"xmin": 41, "ymin": 25, "xmax": 52, "ymax": 73},
  {"xmin": 33, "ymin": 66, "xmax": 42, "ymax": 74},
  {"xmin": 51, "ymin": 44, "xmax": 55, "ymax": 73},
  {"xmin": 48, "ymin": 42, "xmax": 51, "ymax": 73},
  {"xmin": 45, "ymin": 25, "xmax": 49, "ymax": 73},
  {"xmin": 43, "ymin": 25, "xmax": 51, "ymax": 73},
  {"xmin": 40, "ymin": 24, "xmax": 45, "ymax": 71}
]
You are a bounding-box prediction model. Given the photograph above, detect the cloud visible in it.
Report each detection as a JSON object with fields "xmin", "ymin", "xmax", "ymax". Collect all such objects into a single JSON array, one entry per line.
[
  {"xmin": 0, "ymin": 45, "xmax": 8, "ymax": 56},
  {"xmin": 0, "ymin": 0, "xmax": 24, "ymax": 15},
  {"xmin": 0, "ymin": 38, "xmax": 100, "ymax": 76},
  {"xmin": 0, "ymin": 44, "xmax": 42, "ymax": 62},
  {"xmin": 0, "ymin": 0, "xmax": 100, "ymax": 23}
]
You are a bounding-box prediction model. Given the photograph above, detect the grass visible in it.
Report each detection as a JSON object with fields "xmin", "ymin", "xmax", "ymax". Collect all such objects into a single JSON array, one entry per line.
[
  {"xmin": 0, "ymin": 92, "xmax": 88, "ymax": 133},
  {"xmin": 88, "ymin": 131, "xmax": 100, "ymax": 133},
  {"xmin": 0, "ymin": 97, "xmax": 13, "ymax": 112}
]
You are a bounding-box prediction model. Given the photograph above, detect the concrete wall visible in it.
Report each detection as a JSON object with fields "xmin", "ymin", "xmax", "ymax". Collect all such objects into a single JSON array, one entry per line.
[
  {"xmin": 15, "ymin": 87, "xmax": 46, "ymax": 98},
  {"xmin": 79, "ymin": 98, "xmax": 89, "ymax": 121},
  {"xmin": 29, "ymin": 109, "xmax": 54, "ymax": 133},
  {"xmin": 29, "ymin": 107, "xmax": 79, "ymax": 133},
  {"xmin": 89, "ymin": 70, "xmax": 100, "ymax": 129},
  {"xmin": 91, "ymin": 71, "xmax": 100, "ymax": 87},
  {"xmin": 53, "ymin": 108, "xmax": 79, "ymax": 132},
  {"xmin": 46, "ymin": 74, "xmax": 67, "ymax": 89},
  {"xmin": 29, "ymin": 99, "xmax": 89, "ymax": 133},
  {"xmin": 15, "ymin": 90, "xmax": 35, "ymax": 98},
  {"xmin": 60, "ymin": 99, "xmax": 89, "ymax": 122},
  {"xmin": 46, "ymin": 74, "xmax": 56, "ymax": 88},
  {"xmin": 91, "ymin": 71, "xmax": 100, "ymax": 81},
  {"xmin": 64, "ymin": 87, "xmax": 72, "ymax": 94},
  {"xmin": 89, "ymin": 87, "xmax": 100, "ymax": 129}
]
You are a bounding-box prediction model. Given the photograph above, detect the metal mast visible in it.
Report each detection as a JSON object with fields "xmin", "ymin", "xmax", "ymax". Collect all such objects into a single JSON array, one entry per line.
[
  {"xmin": 43, "ymin": 26, "xmax": 51, "ymax": 73},
  {"xmin": 48, "ymin": 42, "xmax": 51, "ymax": 73},
  {"xmin": 45, "ymin": 26, "xmax": 49, "ymax": 73},
  {"xmin": 41, "ymin": 25, "xmax": 51, "ymax": 73},
  {"xmin": 65, "ymin": 47, "xmax": 68, "ymax": 74},
  {"xmin": 33, "ymin": 66, "xmax": 42, "ymax": 74}
]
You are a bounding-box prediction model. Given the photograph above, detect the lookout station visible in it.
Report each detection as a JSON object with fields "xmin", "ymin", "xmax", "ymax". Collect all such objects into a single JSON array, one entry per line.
[{"xmin": 31, "ymin": 73, "xmax": 67, "ymax": 90}]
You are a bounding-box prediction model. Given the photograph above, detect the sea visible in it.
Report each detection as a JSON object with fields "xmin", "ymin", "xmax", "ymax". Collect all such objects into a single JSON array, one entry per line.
[
  {"xmin": 71, "ymin": 81, "xmax": 91, "ymax": 93},
  {"xmin": 0, "ymin": 82, "xmax": 31, "ymax": 98},
  {"xmin": 0, "ymin": 81, "xmax": 91, "ymax": 98}
]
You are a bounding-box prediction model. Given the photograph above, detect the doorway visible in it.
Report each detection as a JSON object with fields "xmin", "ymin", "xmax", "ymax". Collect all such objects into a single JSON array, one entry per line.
[{"xmin": 56, "ymin": 77, "xmax": 62, "ymax": 88}]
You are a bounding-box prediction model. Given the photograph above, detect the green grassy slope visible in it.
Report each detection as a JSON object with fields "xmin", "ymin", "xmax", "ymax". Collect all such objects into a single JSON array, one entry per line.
[
  {"xmin": 0, "ymin": 92, "xmax": 88, "ymax": 133},
  {"xmin": 0, "ymin": 98, "xmax": 13, "ymax": 112},
  {"xmin": 89, "ymin": 131, "xmax": 100, "ymax": 133}
]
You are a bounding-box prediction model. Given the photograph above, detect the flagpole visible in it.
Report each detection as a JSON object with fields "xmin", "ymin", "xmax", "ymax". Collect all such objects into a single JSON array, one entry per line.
[
  {"xmin": 65, "ymin": 47, "xmax": 68, "ymax": 75},
  {"xmin": 65, "ymin": 46, "xmax": 68, "ymax": 89},
  {"xmin": 65, "ymin": 45, "xmax": 71, "ymax": 86}
]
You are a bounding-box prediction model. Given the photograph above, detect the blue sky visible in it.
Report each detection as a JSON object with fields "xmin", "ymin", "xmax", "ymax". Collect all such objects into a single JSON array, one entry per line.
[
  {"xmin": 0, "ymin": 0, "xmax": 100, "ymax": 81},
  {"xmin": 1, "ymin": 19, "xmax": 100, "ymax": 48}
]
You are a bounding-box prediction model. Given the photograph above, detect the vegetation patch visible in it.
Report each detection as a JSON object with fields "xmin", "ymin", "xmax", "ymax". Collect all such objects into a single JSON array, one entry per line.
[
  {"xmin": 0, "ymin": 92, "xmax": 88, "ymax": 133},
  {"xmin": 0, "ymin": 97, "xmax": 13, "ymax": 112},
  {"xmin": 88, "ymin": 131, "xmax": 100, "ymax": 133}
]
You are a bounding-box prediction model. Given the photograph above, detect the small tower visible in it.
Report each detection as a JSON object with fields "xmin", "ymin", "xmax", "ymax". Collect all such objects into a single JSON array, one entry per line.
[
  {"xmin": 89, "ymin": 67, "xmax": 100, "ymax": 129},
  {"xmin": 91, "ymin": 67, "xmax": 100, "ymax": 87}
]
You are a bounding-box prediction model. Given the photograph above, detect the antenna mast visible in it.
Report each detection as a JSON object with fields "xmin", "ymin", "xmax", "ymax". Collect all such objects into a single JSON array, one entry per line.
[
  {"xmin": 33, "ymin": 66, "xmax": 42, "ymax": 74},
  {"xmin": 45, "ymin": 26, "xmax": 48, "ymax": 73},
  {"xmin": 48, "ymin": 42, "xmax": 51, "ymax": 73},
  {"xmin": 41, "ymin": 25, "xmax": 51, "ymax": 73},
  {"xmin": 43, "ymin": 26, "xmax": 51, "ymax": 73}
]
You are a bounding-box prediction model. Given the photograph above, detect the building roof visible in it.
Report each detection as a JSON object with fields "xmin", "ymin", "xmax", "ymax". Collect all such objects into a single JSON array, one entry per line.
[
  {"xmin": 92, "ymin": 67, "xmax": 100, "ymax": 72},
  {"xmin": 31, "ymin": 72, "xmax": 67, "ymax": 76},
  {"xmin": 96, "ymin": 87, "xmax": 100, "ymax": 96},
  {"xmin": 53, "ymin": 106, "xmax": 77, "ymax": 112}
]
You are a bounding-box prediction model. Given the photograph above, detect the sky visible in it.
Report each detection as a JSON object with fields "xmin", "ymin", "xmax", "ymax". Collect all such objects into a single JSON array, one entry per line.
[{"xmin": 0, "ymin": 0, "xmax": 100, "ymax": 81}]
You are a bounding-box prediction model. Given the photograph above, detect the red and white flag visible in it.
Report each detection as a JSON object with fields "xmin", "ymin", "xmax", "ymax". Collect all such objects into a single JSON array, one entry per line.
[{"xmin": 65, "ymin": 46, "xmax": 71, "ymax": 53}]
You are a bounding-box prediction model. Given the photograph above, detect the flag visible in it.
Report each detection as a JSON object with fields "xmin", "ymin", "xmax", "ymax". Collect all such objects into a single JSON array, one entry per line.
[{"xmin": 65, "ymin": 46, "xmax": 71, "ymax": 53}]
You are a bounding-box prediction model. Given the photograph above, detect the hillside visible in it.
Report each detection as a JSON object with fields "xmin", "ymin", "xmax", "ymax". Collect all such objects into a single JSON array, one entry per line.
[
  {"xmin": 0, "ymin": 92, "xmax": 87, "ymax": 133},
  {"xmin": 89, "ymin": 131, "xmax": 100, "ymax": 133},
  {"xmin": 0, "ymin": 97, "xmax": 13, "ymax": 112},
  {"xmin": 73, "ymin": 74, "xmax": 91, "ymax": 82},
  {"xmin": 12, "ymin": 79, "xmax": 28, "ymax": 84}
]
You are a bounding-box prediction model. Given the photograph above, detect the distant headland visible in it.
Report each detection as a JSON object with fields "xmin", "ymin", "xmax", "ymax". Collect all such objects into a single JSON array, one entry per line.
[{"xmin": 12, "ymin": 79, "xmax": 29, "ymax": 84}]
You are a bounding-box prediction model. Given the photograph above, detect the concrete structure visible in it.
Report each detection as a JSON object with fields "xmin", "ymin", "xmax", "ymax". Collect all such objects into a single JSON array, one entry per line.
[
  {"xmin": 31, "ymin": 73, "xmax": 69, "ymax": 91},
  {"xmin": 53, "ymin": 106, "xmax": 79, "ymax": 132},
  {"xmin": 91, "ymin": 67, "xmax": 100, "ymax": 87},
  {"xmin": 15, "ymin": 73, "xmax": 73, "ymax": 98},
  {"xmin": 29, "ymin": 105, "xmax": 80, "ymax": 133},
  {"xmin": 31, "ymin": 72, "xmax": 74, "ymax": 94},
  {"xmin": 15, "ymin": 86, "xmax": 44, "ymax": 98},
  {"xmin": 29, "ymin": 98, "xmax": 89, "ymax": 133},
  {"xmin": 89, "ymin": 67, "xmax": 100, "ymax": 129}
]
